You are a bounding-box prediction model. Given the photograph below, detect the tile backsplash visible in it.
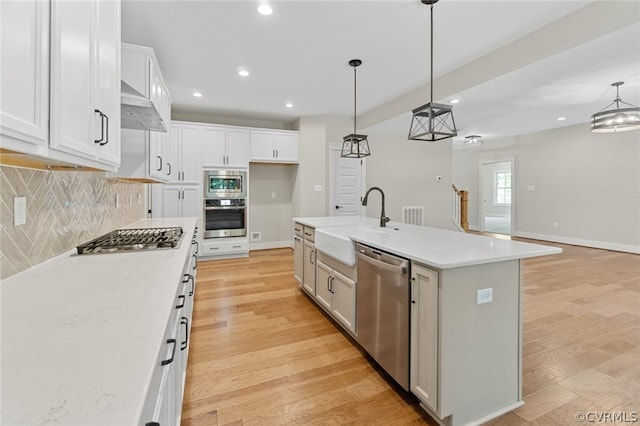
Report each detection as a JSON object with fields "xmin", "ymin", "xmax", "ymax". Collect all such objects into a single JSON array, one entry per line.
[{"xmin": 0, "ymin": 166, "xmax": 146, "ymax": 280}]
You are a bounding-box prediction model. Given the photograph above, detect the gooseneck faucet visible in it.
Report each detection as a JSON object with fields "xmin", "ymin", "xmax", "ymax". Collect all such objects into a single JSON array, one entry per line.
[{"xmin": 362, "ymin": 187, "xmax": 390, "ymax": 228}]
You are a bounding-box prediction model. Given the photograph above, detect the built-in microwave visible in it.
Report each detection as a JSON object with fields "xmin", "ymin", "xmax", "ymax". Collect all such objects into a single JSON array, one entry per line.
[{"xmin": 203, "ymin": 170, "xmax": 247, "ymax": 199}]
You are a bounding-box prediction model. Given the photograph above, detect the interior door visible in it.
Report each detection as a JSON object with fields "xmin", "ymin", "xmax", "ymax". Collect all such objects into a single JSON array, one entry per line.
[
  {"xmin": 330, "ymin": 148, "xmax": 365, "ymax": 216},
  {"xmin": 480, "ymin": 160, "xmax": 513, "ymax": 235}
]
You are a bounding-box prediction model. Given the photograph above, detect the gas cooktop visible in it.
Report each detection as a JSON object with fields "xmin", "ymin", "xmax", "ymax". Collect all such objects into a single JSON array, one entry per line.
[{"xmin": 76, "ymin": 227, "xmax": 184, "ymax": 255}]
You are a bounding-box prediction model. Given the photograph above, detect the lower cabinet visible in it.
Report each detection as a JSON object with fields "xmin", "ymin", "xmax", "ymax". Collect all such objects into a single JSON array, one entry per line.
[
  {"xmin": 201, "ymin": 239, "xmax": 249, "ymax": 257},
  {"xmin": 302, "ymin": 240, "xmax": 316, "ymax": 295},
  {"xmin": 410, "ymin": 263, "xmax": 439, "ymax": 413},
  {"xmin": 315, "ymin": 259, "xmax": 356, "ymax": 334},
  {"xmin": 293, "ymin": 234, "xmax": 303, "ymax": 285},
  {"xmin": 140, "ymin": 232, "xmax": 197, "ymax": 426}
]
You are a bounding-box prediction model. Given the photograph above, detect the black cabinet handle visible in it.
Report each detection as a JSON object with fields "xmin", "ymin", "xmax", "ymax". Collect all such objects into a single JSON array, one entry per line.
[
  {"xmin": 145, "ymin": 422, "xmax": 160, "ymax": 426},
  {"xmin": 181, "ymin": 316, "xmax": 189, "ymax": 350},
  {"xmin": 102, "ymin": 113, "xmax": 109, "ymax": 146},
  {"xmin": 156, "ymin": 155, "xmax": 162, "ymax": 171},
  {"xmin": 161, "ymin": 338, "xmax": 176, "ymax": 366},
  {"xmin": 94, "ymin": 109, "xmax": 105, "ymax": 144},
  {"xmin": 192, "ymin": 240, "xmax": 199, "ymax": 255},
  {"xmin": 192, "ymin": 253, "xmax": 197, "ymax": 270},
  {"xmin": 176, "ymin": 294, "xmax": 185, "ymax": 309},
  {"xmin": 188, "ymin": 274, "xmax": 194, "ymax": 296},
  {"xmin": 167, "ymin": 162, "xmax": 172, "ymax": 176}
]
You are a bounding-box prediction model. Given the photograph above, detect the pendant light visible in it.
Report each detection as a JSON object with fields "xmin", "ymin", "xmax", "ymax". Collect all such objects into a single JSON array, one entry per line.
[
  {"xmin": 408, "ymin": 0, "xmax": 457, "ymax": 141},
  {"xmin": 341, "ymin": 59, "xmax": 371, "ymax": 158},
  {"xmin": 590, "ymin": 82, "xmax": 640, "ymax": 133},
  {"xmin": 464, "ymin": 135, "xmax": 482, "ymax": 144}
]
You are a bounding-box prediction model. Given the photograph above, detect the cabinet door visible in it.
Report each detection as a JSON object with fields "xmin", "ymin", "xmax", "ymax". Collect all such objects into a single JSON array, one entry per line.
[
  {"xmin": 332, "ymin": 269, "xmax": 356, "ymax": 334},
  {"xmin": 180, "ymin": 126, "xmax": 201, "ymax": 183},
  {"xmin": 226, "ymin": 129, "xmax": 250, "ymax": 167},
  {"xmin": 92, "ymin": 0, "xmax": 120, "ymax": 165},
  {"xmin": 293, "ymin": 236, "xmax": 304, "ymax": 285},
  {"xmin": 167, "ymin": 124, "xmax": 182, "ymax": 182},
  {"xmin": 162, "ymin": 186, "xmax": 182, "ymax": 218},
  {"xmin": 274, "ymin": 133, "xmax": 298, "ymax": 163},
  {"xmin": 315, "ymin": 261, "xmax": 333, "ymax": 311},
  {"xmin": 181, "ymin": 187, "xmax": 200, "ymax": 218},
  {"xmin": 410, "ymin": 265, "xmax": 439, "ymax": 413},
  {"xmin": 250, "ymin": 131, "xmax": 274, "ymax": 161},
  {"xmin": 0, "ymin": 0, "xmax": 49, "ymax": 148},
  {"xmin": 50, "ymin": 0, "xmax": 94, "ymax": 157},
  {"xmin": 202, "ymin": 127, "xmax": 226, "ymax": 168},
  {"xmin": 149, "ymin": 130, "xmax": 168, "ymax": 180},
  {"xmin": 302, "ymin": 240, "xmax": 316, "ymax": 296}
]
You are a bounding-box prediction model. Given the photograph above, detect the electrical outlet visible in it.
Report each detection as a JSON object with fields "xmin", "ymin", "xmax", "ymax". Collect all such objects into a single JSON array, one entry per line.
[
  {"xmin": 477, "ymin": 288, "xmax": 493, "ymax": 304},
  {"xmin": 115, "ymin": 194, "xmax": 120, "ymax": 208},
  {"xmin": 553, "ymin": 222, "xmax": 559, "ymax": 229},
  {"xmin": 137, "ymin": 194, "xmax": 142, "ymax": 205},
  {"xmin": 13, "ymin": 196, "xmax": 27, "ymax": 226},
  {"xmin": 313, "ymin": 184, "xmax": 323, "ymax": 192},
  {"xmin": 251, "ymin": 232, "xmax": 261, "ymax": 241}
]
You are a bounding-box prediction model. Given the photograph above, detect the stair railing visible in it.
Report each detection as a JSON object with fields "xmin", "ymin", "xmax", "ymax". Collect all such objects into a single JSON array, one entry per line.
[{"xmin": 452, "ymin": 184, "xmax": 469, "ymax": 232}]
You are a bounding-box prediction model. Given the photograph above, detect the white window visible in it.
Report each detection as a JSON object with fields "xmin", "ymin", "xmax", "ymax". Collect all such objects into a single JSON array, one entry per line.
[{"xmin": 495, "ymin": 171, "xmax": 512, "ymax": 205}]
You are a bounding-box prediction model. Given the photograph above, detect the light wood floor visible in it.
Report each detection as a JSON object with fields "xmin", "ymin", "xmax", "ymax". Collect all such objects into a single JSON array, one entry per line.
[{"xmin": 181, "ymin": 241, "xmax": 640, "ymax": 425}]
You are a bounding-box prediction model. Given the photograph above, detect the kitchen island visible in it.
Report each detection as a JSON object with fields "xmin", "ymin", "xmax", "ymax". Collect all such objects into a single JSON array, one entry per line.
[
  {"xmin": 1, "ymin": 217, "xmax": 198, "ymax": 426},
  {"xmin": 293, "ymin": 216, "xmax": 561, "ymax": 426}
]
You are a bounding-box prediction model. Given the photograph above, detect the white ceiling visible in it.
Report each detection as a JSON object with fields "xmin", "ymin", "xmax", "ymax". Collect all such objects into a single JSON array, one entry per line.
[{"xmin": 121, "ymin": 0, "xmax": 640, "ymax": 144}]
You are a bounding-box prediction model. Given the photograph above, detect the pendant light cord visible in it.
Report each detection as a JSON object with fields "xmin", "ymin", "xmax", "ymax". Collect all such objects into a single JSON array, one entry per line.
[
  {"xmin": 354, "ymin": 64, "xmax": 357, "ymax": 134},
  {"xmin": 430, "ymin": 2, "xmax": 434, "ymax": 105}
]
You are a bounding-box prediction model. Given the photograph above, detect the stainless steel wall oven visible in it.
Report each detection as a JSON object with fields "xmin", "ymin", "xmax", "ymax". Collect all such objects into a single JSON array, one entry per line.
[{"xmin": 203, "ymin": 170, "xmax": 247, "ymax": 239}]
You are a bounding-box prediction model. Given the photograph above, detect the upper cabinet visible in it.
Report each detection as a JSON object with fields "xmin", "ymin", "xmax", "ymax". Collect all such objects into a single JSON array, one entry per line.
[
  {"xmin": 121, "ymin": 43, "xmax": 171, "ymax": 132},
  {"xmin": 202, "ymin": 126, "xmax": 250, "ymax": 169},
  {"xmin": 168, "ymin": 124, "xmax": 202, "ymax": 184},
  {"xmin": 0, "ymin": 0, "xmax": 121, "ymax": 172},
  {"xmin": 0, "ymin": 0, "xmax": 49, "ymax": 150},
  {"xmin": 250, "ymin": 130, "xmax": 298, "ymax": 164}
]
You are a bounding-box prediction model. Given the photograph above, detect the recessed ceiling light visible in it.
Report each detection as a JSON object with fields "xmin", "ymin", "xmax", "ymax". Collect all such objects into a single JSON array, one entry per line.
[
  {"xmin": 557, "ymin": 116, "xmax": 566, "ymax": 121},
  {"xmin": 450, "ymin": 99, "xmax": 460, "ymax": 104},
  {"xmin": 285, "ymin": 103, "xmax": 293, "ymax": 108},
  {"xmin": 193, "ymin": 92, "xmax": 203, "ymax": 98},
  {"xmin": 257, "ymin": 4, "xmax": 272, "ymax": 16},
  {"xmin": 238, "ymin": 69, "xmax": 250, "ymax": 77}
]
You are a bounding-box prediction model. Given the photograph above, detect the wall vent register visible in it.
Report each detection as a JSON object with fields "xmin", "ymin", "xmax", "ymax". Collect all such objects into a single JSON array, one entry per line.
[{"xmin": 76, "ymin": 227, "xmax": 183, "ymax": 254}]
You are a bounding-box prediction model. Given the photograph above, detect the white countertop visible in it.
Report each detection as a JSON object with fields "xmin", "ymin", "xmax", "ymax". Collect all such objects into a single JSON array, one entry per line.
[
  {"xmin": 0, "ymin": 217, "xmax": 197, "ymax": 426},
  {"xmin": 294, "ymin": 216, "xmax": 561, "ymax": 269}
]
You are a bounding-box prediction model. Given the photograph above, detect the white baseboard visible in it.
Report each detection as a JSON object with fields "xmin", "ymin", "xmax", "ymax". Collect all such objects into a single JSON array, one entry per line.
[
  {"xmin": 250, "ymin": 240, "xmax": 293, "ymax": 251},
  {"xmin": 513, "ymin": 231, "xmax": 640, "ymax": 254}
]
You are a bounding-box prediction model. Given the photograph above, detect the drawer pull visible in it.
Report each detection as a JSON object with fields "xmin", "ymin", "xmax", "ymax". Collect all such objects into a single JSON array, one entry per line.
[
  {"xmin": 161, "ymin": 338, "xmax": 176, "ymax": 366},
  {"xmin": 176, "ymin": 294, "xmax": 185, "ymax": 309},
  {"xmin": 232, "ymin": 245, "xmax": 242, "ymax": 248},
  {"xmin": 188, "ymin": 275, "xmax": 195, "ymax": 296},
  {"xmin": 180, "ymin": 316, "xmax": 189, "ymax": 350}
]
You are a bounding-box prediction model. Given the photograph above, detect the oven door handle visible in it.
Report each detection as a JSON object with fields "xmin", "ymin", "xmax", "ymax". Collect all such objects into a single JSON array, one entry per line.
[{"xmin": 204, "ymin": 206, "xmax": 246, "ymax": 210}]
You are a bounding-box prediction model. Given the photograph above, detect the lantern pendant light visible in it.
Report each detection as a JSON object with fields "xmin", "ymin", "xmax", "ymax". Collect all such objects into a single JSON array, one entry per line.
[
  {"xmin": 590, "ymin": 81, "xmax": 640, "ymax": 133},
  {"xmin": 408, "ymin": 0, "xmax": 457, "ymax": 141},
  {"xmin": 341, "ymin": 59, "xmax": 371, "ymax": 158}
]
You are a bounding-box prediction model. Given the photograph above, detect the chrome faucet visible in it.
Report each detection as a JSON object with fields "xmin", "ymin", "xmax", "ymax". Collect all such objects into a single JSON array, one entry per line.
[{"xmin": 362, "ymin": 187, "xmax": 390, "ymax": 228}]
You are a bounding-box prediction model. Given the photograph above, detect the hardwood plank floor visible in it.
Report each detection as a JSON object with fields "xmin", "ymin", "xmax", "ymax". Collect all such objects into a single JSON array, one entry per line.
[{"xmin": 181, "ymin": 242, "xmax": 640, "ymax": 425}]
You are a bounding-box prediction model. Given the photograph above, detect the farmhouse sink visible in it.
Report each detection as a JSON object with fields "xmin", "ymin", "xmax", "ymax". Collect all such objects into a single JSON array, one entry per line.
[{"xmin": 314, "ymin": 225, "xmax": 388, "ymax": 266}]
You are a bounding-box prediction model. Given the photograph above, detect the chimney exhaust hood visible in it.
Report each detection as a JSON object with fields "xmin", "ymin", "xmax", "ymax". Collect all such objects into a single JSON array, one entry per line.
[{"xmin": 120, "ymin": 43, "xmax": 171, "ymax": 133}]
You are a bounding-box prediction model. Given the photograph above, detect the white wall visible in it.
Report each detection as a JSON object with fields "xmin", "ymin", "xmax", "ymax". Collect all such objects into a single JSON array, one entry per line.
[
  {"xmin": 248, "ymin": 164, "xmax": 296, "ymax": 249},
  {"xmin": 453, "ymin": 123, "xmax": 640, "ymax": 253},
  {"xmin": 365, "ymin": 131, "xmax": 456, "ymax": 230}
]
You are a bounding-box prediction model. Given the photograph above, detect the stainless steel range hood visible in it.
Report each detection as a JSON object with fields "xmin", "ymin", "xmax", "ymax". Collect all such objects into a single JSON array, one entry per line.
[{"xmin": 121, "ymin": 81, "xmax": 167, "ymax": 132}]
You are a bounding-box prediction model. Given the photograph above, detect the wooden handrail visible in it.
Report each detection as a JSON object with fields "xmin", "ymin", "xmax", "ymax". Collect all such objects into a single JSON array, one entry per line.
[{"xmin": 452, "ymin": 184, "xmax": 469, "ymax": 232}]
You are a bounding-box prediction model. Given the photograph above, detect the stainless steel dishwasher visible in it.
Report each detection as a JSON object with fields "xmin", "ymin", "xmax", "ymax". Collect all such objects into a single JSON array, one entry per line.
[{"xmin": 356, "ymin": 243, "xmax": 410, "ymax": 390}]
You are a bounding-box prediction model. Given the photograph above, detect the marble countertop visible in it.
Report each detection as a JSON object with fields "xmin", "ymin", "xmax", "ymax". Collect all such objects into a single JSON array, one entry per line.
[
  {"xmin": 294, "ymin": 216, "xmax": 561, "ymax": 269},
  {"xmin": 1, "ymin": 217, "xmax": 197, "ymax": 426}
]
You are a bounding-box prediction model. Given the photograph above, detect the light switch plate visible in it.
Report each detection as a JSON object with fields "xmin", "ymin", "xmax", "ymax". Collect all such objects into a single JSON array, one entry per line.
[
  {"xmin": 313, "ymin": 185, "xmax": 323, "ymax": 192},
  {"xmin": 477, "ymin": 288, "xmax": 493, "ymax": 304},
  {"xmin": 14, "ymin": 196, "xmax": 27, "ymax": 226}
]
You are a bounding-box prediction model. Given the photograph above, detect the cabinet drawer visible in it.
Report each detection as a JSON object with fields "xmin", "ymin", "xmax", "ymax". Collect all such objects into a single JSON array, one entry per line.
[
  {"xmin": 203, "ymin": 240, "xmax": 249, "ymax": 255},
  {"xmin": 294, "ymin": 222, "xmax": 303, "ymax": 238},
  {"xmin": 303, "ymin": 226, "xmax": 315, "ymax": 242}
]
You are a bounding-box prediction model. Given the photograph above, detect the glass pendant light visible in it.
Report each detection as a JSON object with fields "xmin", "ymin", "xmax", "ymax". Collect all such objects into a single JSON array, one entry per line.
[
  {"xmin": 591, "ymin": 82, "xmax": 640, "ymax": 133},
  {"xmin": 341, "ymin": 59, "xmax": 371, "ymax": 158},
  {"xmin": 408, "ymin": 0, "xmax": 457, "ymax": 141}
]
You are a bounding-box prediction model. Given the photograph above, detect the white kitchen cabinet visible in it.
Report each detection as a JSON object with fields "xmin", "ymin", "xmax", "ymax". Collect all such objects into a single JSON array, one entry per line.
[
  {"xmin": 202, "ymin": 126, "xmax": 250, "ymax": 168},
  {"xmin": 161, "ymin": 185, "xmax": 199, "ymax": 218},
  {"xmin": 293, "ymin": 223, "xmax": 304, "ymax": 285},
  {"xmin": 107, "ymin": 128, "xmax": 170, "ymax": 183},
  {"xmin": 250, "ymin": 130, "xmax": 298, "ymax": 163},
  {"xmin": 169, "ymin": 124, "xmax": 203, "ymax": 184},
  {"xmin": 201, "ymin": 239, "xmax": 249, "ymax": 257},
  {"xmin": 303, "ymin": 240, "xmax": 316, "ymax": 296},
  {"xmin": 0, "ymin": 0, "xmax": 49, "ymax": 150},
  {"xmin": 49, "ymin": 0, "xmax": 121, "ymax": 168},
  {"xmin": 149, "ymin": 130, "xmax": 170, "ymax": 181},
  {"xmin": 410, "ymin": 264, "xmax": 439, "ymax": 413},
  {"xmin": 315, "ymin": 258, "xmax": 356, "ymax": 335}
]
